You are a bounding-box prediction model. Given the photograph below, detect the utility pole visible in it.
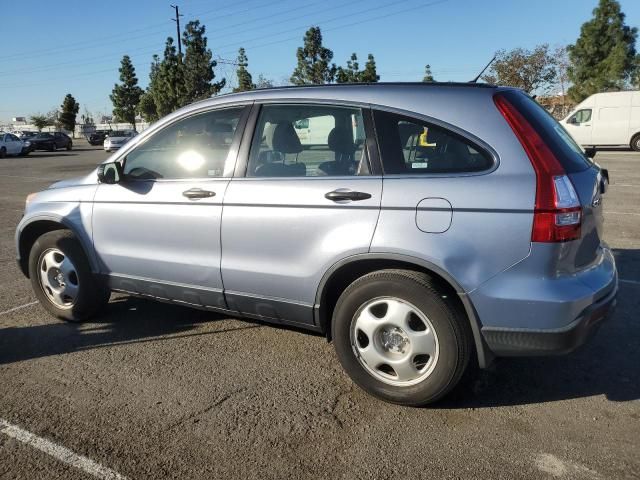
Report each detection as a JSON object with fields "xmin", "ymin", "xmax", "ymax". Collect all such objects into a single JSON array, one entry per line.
[{"xmin": 170, "ymin": 4, "xmax": 183, "ymax": 58}]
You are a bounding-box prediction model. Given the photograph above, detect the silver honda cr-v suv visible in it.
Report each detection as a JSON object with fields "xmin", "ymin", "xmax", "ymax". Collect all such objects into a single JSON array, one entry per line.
[{"xmin": 16, "ymin": 83, "xmax": 617, "ymax": 406}]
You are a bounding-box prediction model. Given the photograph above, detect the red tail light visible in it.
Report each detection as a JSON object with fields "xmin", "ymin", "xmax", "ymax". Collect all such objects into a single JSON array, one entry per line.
[{"xmin": 494, "ymin": 93, "xmax": 581, "ymax": 242}]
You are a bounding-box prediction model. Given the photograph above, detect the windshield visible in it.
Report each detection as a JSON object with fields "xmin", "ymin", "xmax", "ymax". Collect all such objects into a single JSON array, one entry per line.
[{"xmin": 110, "ymin": 131, "xmax": 130, "ymax": 137}]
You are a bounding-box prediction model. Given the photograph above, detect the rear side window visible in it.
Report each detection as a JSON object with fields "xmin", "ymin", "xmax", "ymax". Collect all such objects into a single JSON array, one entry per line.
[
  {"xmin": 500, "ymin": 91, "xmax": 591, "ymax": 173},
  {"xmin": 247, "ymin": 104, "xmax": 369, "ymax": 177},
  {"xmin": 373, "ymin": 110, "xmax": 493, "ymax": 174}
]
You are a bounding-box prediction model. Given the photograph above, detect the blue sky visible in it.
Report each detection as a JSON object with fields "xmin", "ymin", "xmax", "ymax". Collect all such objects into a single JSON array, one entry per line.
[{"xmin": 1, "ymin": 0, "xmax": 639, "ymax": 122}]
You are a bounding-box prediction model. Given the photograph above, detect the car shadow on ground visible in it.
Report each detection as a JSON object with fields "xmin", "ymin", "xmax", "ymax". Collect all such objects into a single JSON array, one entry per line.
[
  {"xmin": 1, "ymin": 250, "xmax": 638, "ymax": 408},
  {"xmin": 0, "ymin": 296, "xmax": 261, "ymax": 365},
  {"xmin": 441, "ymin": 248, "xmax": 640, "ymax": 408}
]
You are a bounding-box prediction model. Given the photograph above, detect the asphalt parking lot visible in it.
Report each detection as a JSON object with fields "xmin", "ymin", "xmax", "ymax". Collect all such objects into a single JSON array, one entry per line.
[{"xmin": 0, "ymin": 143, "xmax": 638, "ymax": 479}]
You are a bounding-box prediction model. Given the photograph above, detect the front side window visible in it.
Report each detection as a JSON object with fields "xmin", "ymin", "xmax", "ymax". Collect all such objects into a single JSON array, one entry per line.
[
  {"xmin": 247, "ymin": 104, "xmax": 369, "ymax": 177},
  {"xmin": 571, "ymin": 109, "xmax": 592, "ymax": 123},
  {"xmin": 123, "ymin": 107, "xmax": 245, "ymax": 180},
  {"xmin": 373, "ymin": 110, "xmax": 493, "ymax": 174}
]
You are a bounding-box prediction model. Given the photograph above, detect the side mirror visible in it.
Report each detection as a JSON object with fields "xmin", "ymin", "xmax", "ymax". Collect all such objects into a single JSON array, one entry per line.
[
  {"xmin": 97, "ymin": 162, "xmax": 123, "ymax": 184},
  {"xmin": 567, "ymin": 117, "xmax": 578, "ymax": 125},
  {"xmin": 584, "ymin": 147, "xmax": 596, "ymax": 159}
]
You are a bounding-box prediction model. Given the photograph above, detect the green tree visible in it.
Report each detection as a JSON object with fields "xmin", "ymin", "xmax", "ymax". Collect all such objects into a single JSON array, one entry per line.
[
  {"xmin": 290, "ymin": 26, "xmax": 336, "ymax": 85},
  {"xmin": 482, "ymin": 44, "xmax": 557, "ymax": 94},
  {"xmin": 567, "ymin": 0, "xmax": 639, "ymax": 102},
  {"xmin": 154, "ymin": 38, "xmax": 185, "ymax": 117},
  {"xmin": 139, "ymin": 55, "xmax": 160, "ymax": 122},
  {"xmin": 110, "ymin": 55, "xmax": 143, "ymax": 131},
  {"xmin": 255, "ymin": 74, "xmax": 274, "ymax": 89},
  {"xmin": 30, "ymin": 114, "xmax": 51, "ymax": 131},
  {"xmin": 361, "ymin": 54, "xmax": 379, "ymax": 82},
  {"xmin": 58, "ymin": 94, "xmax": 80, "ymax": 134},
  {"xmin": 423, "ymin": 64, "xmax": 435, "ymax": 82},
  {"xmin": 233, "ymin": 48, "xmax": 255, "ymax": 92},
  {"xmin": 336, "ymin": 53, "xmax": 379, "ymax": 83},
  {"xmin": 182, "ymin": 20, "xmax": 225, "ymax": 102},
  {"xmin": 336, "ymin": 53, "xmax": 360, "ymax": 83}
]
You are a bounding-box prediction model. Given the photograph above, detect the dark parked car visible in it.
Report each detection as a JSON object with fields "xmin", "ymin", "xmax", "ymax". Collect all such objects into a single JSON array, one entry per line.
[
  {"xmin": 19, "ymin": 131, "xmax": 38, "ymax": 141},
  {"xmin": 88, "ymin": 130, "xmax": 110, "ymax": 146},
  {"xmin": 29, "ymin": 132, "xmax": 73, "ymax": 151}
]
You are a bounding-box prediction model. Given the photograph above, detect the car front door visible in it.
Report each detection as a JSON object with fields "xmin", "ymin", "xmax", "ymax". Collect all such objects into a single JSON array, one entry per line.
[
  {"xmin": 92, "ymin": 105, "xmax": 250, "ymax": 309},
  {"xmin": 220, "ymin": 103, "xmax": 382, "ymax": 326},
  {"xmin": 7, "ymin": 134, "xmax": 22, "ymax": 154},
  {"xmin": 564, "ymin": 109, "xmax": 592, "ymax": 146}
]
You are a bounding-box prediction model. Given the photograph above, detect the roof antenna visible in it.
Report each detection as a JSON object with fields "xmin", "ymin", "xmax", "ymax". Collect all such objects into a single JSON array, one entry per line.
[{"xmin": 470, "ymin": 55, "xmax": 497, "ymax": 83}]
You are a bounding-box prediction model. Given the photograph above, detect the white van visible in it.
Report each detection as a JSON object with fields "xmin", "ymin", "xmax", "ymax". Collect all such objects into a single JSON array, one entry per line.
[{"xmin": 561, "ymin": 90, "xmax": 640, "ymax": 151}]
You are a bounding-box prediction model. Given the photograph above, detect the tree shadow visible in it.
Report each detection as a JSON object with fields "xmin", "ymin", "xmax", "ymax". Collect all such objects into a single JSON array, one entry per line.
[
  {"xmin": 0, "ymin": 296, "xmax": 261, "ymax": 365},
  {"xmin": 440, "ymin": 248, "xmax": 640, "ymax": 408}
]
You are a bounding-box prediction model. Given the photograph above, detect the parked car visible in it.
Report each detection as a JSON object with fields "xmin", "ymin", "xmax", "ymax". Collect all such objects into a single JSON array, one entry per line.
[
  {"xmin": 88, "ymin": 130, "xmax": 110, "ymax": 146},
  {"xmin": 103, "ymin": 130, "xmax": 136, "ymax": 152},
  {"xmin": 19, "ymin": 131, "xmax": 38, "ymax": 141},
  {"xmin": 16, "ymin": 84, "xmax": 617, "ymax": 406},
  {"xmin": 561, "ymin": 90, "xmax": 640, "ymax": 151},
  {"xmin": 0, "ymin": 132, "xmax": 31, "ymax": 157},
  {"xmin": 29, "ymin": 132, "xmax": 73, "ymax": 151}
]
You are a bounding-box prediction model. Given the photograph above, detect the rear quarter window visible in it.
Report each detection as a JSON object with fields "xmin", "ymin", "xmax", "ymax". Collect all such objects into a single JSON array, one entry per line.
[
  {"xmin": 373, "ymin": 110, "xmax": 493, "ymax": 175},
  {"xmin": 500, "ymin": 90, "xmax": 591, "ymax": 173}
]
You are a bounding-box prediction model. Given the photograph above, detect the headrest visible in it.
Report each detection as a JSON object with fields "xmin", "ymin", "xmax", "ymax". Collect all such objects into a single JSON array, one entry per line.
[
  {"xmin": 272, "ymin": 123, "xmax": 303, "ymax": 154},
  {"xmin": 328, "ymin": 128, "xmax": 355, "ymax": 155}
]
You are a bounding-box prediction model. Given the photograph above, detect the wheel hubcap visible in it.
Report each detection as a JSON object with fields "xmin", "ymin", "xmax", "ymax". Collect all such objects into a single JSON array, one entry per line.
[
  {"xmin": 350, "ymin": 297, "xmax": 439, "ymax": 386},
  {"xmin": 38, "ymin": 248, "xmax": 79, "ymax": 309}
]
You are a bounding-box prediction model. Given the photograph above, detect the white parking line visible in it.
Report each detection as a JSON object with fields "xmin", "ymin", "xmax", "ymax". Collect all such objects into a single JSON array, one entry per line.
[
  {"xmin": 606, "ymin": 211, "xmax": 640, "ymax": 216},
  {"xmin": 0, "ymin": 301, "xmax": 38, "ymax": 316},
  {"xmin": 0, "ymin": 419, "xmax": 127, "ymax": 480},
  {"xmin": 620, "ymin": 278, "xmax": 640, "ymax": 286}
]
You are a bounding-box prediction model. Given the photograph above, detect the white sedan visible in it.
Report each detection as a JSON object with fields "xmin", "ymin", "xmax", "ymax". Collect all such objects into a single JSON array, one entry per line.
[
  {"xmin": 0, "ymin": 132, "xmax": 30, "ymax": 157},
  {"xmin": 104, "ymin": 130, "xmax": 137, "ymax": 152}
]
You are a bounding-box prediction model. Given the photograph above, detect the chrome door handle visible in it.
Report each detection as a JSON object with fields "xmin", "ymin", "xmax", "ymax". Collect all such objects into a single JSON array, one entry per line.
[
  {"xmin": 182, "ymin": 188, "xmax": 216, "ymax": 199},
  {"xmin": 325, "ymin": 189, "xmax": 372, "ymax": 202}
]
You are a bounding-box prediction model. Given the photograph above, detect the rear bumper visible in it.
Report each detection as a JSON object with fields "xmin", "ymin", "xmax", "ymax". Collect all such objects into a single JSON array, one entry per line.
[
  {"xmin": 481, "ymin": 283, "xmax": 617, "ymax": 355},
  {"xmin": 470, "ymin": 244, "xmax": 618, "ymax": 357}
]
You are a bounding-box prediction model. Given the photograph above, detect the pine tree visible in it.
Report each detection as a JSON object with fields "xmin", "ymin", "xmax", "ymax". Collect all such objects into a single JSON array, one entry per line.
[
  {"xmin": 182, "ymin": 20, "xmax": 225, "ymax": 102},
  {"xmin": 154, "ymin": 38, "xmax": 185, "ymax": 117},
  {"xmin": 290, "ymin": 27, "xmax": 336, "ymax": 85},
  {"xmin": 568, "ymin": 0, "xmax": 639, "ymax": 102},
  {"xmin": 234, "ymin": 48, "xmax": 255, "ymax": 92},
  {"xmin": 361, "ymin": 54, "xmax": 379, "ymax": 82},
  {"xmin": 139, "ymin": 55, "xmax": 160, "ymax": 122},
  {"xmin": 59, "ymin": 94, "xmax": 80, "ymax": 134},
  {"xmin": 422, "ymin": 65, "xmax": 435, "ymax": 82},
  {"xmin": 110, "ymin": 55, "xmax": 143, "ymax": 131},
  {"xmin": 336, "ymin": 53, "xmax": 360, "ymax": 83}
]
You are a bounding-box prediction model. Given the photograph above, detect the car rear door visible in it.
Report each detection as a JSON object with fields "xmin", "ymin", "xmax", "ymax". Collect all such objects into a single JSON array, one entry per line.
[
  {"xmin": 220, "ymin": 102, "xmax": 382, "ymax": 326},
  {"xmin": 92, "ymin": 105, "xmax": 250, "ymax": 308}
]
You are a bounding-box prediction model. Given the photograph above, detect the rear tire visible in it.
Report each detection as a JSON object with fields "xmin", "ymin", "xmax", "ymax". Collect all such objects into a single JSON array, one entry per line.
[
  {"xmin": 332, "ymin": 269, "xmax": 473, "ymax": 406},
  {"xmin": 631, "ymin": 133, "xmax": 640, "ymax": 152},
  {"xmin": 28, "ymin": 230, "xmax": 110, "ymax": 322},
  {"xmin": 66, "ymin": 142, "xmax": 72, "ymax": 151}
]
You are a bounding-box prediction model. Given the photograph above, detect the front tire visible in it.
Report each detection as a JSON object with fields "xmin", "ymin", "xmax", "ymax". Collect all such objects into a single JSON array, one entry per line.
[
  {"xmin": 66, "ymin": 142, "xmax": 72, "ymax": 151},
  {"xmin": 0, "ymin": 147, "xmax": 6, "ymax": 158},
  {"xmin": 332, "ymin": 269, "xmax": 472, "ymax": 406},
  {"xmin": 630, "ymin": 133, "xmax": 640, "ymax": 152},
  {"xmin": 28, "ymin": 230, "xmax": 110, "ymax": 322}
]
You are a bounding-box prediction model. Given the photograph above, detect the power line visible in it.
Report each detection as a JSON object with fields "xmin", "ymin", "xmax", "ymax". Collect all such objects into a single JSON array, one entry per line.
[
  {"xmin": 0, "ymin": 0, "xmax": 372, "ymax": 78},
  {"xmin": 0, "ymin": 0, "xmax": 450, "ymax": 89}
]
